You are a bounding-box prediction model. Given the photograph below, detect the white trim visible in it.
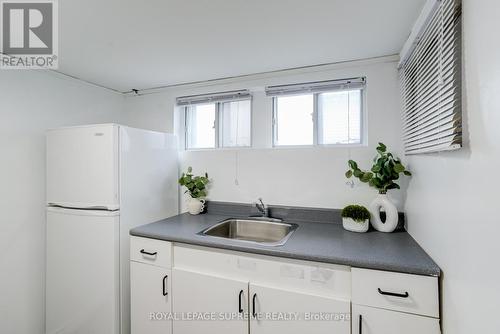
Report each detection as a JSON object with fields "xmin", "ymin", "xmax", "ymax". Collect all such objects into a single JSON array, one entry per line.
[{"xmin": 399, "ymin": 0, "xmax": 440, "ymax": 69}]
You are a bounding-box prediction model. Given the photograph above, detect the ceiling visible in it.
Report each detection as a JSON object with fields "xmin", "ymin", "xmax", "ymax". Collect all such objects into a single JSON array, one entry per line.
[{"xmin": 59, "ymin": 0, "xmax": 426, "ymax": 92}]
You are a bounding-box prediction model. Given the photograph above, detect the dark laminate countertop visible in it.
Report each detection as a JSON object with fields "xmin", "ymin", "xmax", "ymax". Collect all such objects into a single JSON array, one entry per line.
[{"xmin": 130, "ymin": 202, "xmax": 440, "ymax": 277}]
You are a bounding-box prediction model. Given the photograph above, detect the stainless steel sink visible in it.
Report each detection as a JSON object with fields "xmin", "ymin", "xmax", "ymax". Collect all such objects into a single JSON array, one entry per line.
[{"xmin": 198, "ymin": 218, "xmax": 298, "ymax": 246}]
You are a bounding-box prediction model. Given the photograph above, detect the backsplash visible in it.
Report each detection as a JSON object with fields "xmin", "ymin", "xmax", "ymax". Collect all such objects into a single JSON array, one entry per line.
[{"xmin": 206, "ymin": 201, "xmax": 406, "ymax": 231}]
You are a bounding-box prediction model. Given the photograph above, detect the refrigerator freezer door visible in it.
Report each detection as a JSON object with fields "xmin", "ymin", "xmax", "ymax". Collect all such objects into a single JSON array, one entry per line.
[
  {"xmin": 47, "ymin": 124, "xmax": 120, "ymax": 210},
  {"xmin": 46, "ymin": 207, "xmax": 120, "ymax": 334}
]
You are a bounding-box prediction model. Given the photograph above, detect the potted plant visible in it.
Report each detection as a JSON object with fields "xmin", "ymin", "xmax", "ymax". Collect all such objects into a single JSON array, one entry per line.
[
  {"xmin": 341, "ymin": 205, "xmax": 371, "ymax": 233},
  {"xmin": 345, "ymin": 143, "xmax": 411, "ymax": 233},
  {"xmin": 178, "ymin": 166, "xmax": 210, "ymax": 215}
]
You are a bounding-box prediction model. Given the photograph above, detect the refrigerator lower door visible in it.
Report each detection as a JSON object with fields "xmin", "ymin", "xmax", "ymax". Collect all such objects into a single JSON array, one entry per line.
[
  {"xmin": 46, "ymin": 207, "xmax": 120, "ymax": 334},
  {"xmin": 46, "ymin": 124, "xmax": 120, "ymax": 210}
]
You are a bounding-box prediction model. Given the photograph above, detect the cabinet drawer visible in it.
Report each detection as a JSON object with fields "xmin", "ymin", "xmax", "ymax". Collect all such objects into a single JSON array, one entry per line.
[
  {"xmin": 130, "ymin": 236, "xmax": 172, "ymax": 268},
  {"xmin": 174, "ymin": 244, "xmax": 351, "ymax": 300},
  {"xmin": 352, "ymin": 268, "xmax": 439, "ymax": 318},
  {"xmin": 352, "ymin": 304, "xmax": 441, "ymax": 334}
]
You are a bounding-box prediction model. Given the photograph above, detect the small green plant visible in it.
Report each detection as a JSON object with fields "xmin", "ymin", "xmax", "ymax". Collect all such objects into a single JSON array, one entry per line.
[
  {"xmin": 345, "ymin": 142, "xmax": 411, "ymax": 194},
  {"xmin": 178, "ymin": 166, "xmax": 209, "ymax": 199},
  {"xmin": 341, "ymin": 205, "xmax": 371, "ymax": 222}
]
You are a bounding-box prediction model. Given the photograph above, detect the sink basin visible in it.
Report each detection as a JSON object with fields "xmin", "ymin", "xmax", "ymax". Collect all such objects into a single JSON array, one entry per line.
[{"xmin": 198, "ymin": 218, "xmax": 298, "ymax": 246}]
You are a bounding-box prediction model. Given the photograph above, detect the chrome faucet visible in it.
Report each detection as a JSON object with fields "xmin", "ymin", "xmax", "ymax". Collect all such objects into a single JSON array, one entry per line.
[
  {"xmin": 255, "ymin": 198, "xmax": 269, "ymax": 217},
  {"xmin": 250, "ymin": 198, "xmax": 283, "ymax": 222}
]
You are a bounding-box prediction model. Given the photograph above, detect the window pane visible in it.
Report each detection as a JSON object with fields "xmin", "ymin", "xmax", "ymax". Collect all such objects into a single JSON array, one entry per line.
[
  {"xmin": 221, "ymin": 100, "xmax": 251, "ymax": 147},
  {"xmin": 186, "ymin": 103, "xmax": 216, "ymax": 149},
  {"xmin": 274, "ymin": 94, "xmax": 314, "ymax": 146},
  {"xmin": 318, "ymin": 90, "xmax": 362, "ymax": 144}
]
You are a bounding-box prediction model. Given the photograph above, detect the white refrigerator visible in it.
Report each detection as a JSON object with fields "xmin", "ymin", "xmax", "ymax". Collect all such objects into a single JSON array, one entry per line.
[{"xmin": 45, "ymin": 124, "xmax": 178, "ymax": 334}]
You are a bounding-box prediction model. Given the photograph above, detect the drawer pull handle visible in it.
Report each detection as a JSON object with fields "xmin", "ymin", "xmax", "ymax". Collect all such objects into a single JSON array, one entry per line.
[
  {"xmin": 140, "ymin": 249, "xmax": 157, "ymax": 256},
  {"xmin": 238, "ymin": 290, "xmax": 244, "ymax": 313},
  {"xmin": 378, "ymin": 288, "xmax": 409, "ymax": 298},
  {"xmin": 252, "ymin": 293, "xmax": 257, "ymax": 318},
  {"xmin": 162, "ymin": 275, "xmax": 168, "ymax": 296}
]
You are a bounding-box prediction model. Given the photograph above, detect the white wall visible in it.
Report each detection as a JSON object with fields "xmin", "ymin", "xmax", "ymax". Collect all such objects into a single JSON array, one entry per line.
[
  {"xmin": 123, "ymin": 57, "xmax": 407, "ymax": 211},
  {"xmin": 0, "ymin": 71, "xmax": 124, "ymax": 334},
  {"xmin": 405, "ymin": 1, "xmax": 500, "ymax": 333}
]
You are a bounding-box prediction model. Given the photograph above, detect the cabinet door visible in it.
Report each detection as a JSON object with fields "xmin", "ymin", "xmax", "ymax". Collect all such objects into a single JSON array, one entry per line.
[
  {"xmin": 249, "ymin": 283, "xmax": 350, "ymax": 334},
  {"xmin": 172, "ymin": 269, "xmax": 249, "ymax": 334},
  {"xmin": 130, "ymin": 262, "xmax": 172, "ymax": 334},
  {"xmin": 352, "ymin": 305, "xmax": 441, "ymax": 334}
]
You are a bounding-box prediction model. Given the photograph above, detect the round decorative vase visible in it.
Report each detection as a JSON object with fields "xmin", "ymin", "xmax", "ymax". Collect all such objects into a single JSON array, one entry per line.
[
  {"xmin": 342, "ymin": 218, "xmax": 369, "ymax": 233},
  {"xmin": 369, "ymin": 193, "xmax": 398, "ymax": 233},
  {"xmin": 187, "ymin": 198, "xmax": 205, "ymax": 215}
]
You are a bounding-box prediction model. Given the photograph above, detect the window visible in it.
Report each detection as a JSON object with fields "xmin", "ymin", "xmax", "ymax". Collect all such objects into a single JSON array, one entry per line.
[
  {"xmin": 273, "ymin": 94, "xmax": 314, "ymax": 146},
  {"xmin": 268, "ymin": 78, "xmax": 365, "ymax": 146},
  {"xmin": 177, "ymin": 90, "xmax": 252, "ymax": 150},
  {"xmin": 399, "ymin": 0, "xmax": 462, "ymax": 154},
  {"xmin": 185, "ymin": 103, "xmax": 216, "ymax": 149},
  {"xmin": 318, "ymin": 90, "xmax": 362, "ymax": 144},
  {"xmin": 220, "ymin": 100, "xmax": 251, "ymax": 147}
]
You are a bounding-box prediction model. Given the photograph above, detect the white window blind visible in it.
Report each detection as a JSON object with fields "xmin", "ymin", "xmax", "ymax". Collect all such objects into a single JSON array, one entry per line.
[
  {"xmin": 400, "ymin": 0, "xmax": 462, "ymax": 155},
  {"xmin": 176, "ymin": 90, "xmax": 251, "ymax": 106},
  {"xmin": 265, "ymin": 77, "xmax": 365, "ymax": 97}
]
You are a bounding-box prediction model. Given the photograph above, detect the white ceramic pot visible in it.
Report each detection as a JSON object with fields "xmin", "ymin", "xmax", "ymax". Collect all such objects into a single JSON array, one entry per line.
[
  {"xmin": 187, "ymin": 198, "xmax": 205, "ymax": 215},
  {"xmin": 369, "ymin": 193, "xmax": 398, "ymax": 233},
  {"xmin": 342, "ymin": 217, "xmax": 369, "ymax": 233}
]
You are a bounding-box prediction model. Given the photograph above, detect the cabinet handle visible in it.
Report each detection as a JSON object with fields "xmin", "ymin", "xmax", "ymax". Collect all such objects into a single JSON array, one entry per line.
[
  {"xmin": 252, "ymin": 293, "xmax": 257, "ymax": 318},
  {"xmin": 162, "ymin": 275, "xmax": 168, "ymax": 296},
  {"xmin": 238, "ymin": 290, "xmax": 244, "ymax": 313},
  {"xmin": 378, "ymin": 288, "xmax": 409, "ymax": 298},
  {"xmin": 359, "ymin": 314, "xmax": 362, "ymax": 334},
  {"xmin": 140, "ymin": 249, "xmax": 157, "ymax": 256}
]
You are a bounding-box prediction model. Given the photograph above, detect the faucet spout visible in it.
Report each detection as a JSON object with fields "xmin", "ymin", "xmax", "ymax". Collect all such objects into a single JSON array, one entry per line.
[{"xmin": 255, "ymin": 198, "xmax": 269, "ymax": 217}]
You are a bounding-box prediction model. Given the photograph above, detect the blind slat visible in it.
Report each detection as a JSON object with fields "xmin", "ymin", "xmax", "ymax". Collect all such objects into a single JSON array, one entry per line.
[
  {"xmin": 402, "ymin": 62, "xmax": 459, "ymax": 115},
  {"xmin": 403, "ymin": 115, "xmax": 462, "ymax": 143},
  {"xmin": 404, "ymin": 102, "xmax": 460, "ymax": 137},
  {"xmin": 404, "ymin": 83, "xmax": 459, "ymax": 126},
  {"xmin": 405, "ymin": 133, "xmax": 462, "ymax": 151}
]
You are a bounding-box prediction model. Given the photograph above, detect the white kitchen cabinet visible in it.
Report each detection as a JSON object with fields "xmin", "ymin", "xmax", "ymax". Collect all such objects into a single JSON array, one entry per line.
[
  {"xmin": 130, "ymin": 239, "xmax": 441, "ymax": 334},
  {"xmin": 130, "ymin": 261, "xmax": 172, "ymax": 334},
  {"xmin": 249, "ymin": 283, "xmax": 350, "ymax": 334},
  {"xmin": 352, "ymin": 304, "xmax": 441, "ymax": 334},
  {"xmin": 172, "ymin": 268, "xmax": 249, "ymax": 334}
]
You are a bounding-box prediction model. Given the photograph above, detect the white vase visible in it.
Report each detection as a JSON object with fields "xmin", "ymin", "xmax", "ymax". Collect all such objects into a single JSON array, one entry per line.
[
  {"xmin": 342, "ymin": 217, "xmax": 369, "ymax": 233},
  {"xmin": 187, "ymin": 198, "xmax": 205, "ymax": 215},
  {"xmin": 369, "ymin": 193, "xmax": 399, "ymax": 233}
]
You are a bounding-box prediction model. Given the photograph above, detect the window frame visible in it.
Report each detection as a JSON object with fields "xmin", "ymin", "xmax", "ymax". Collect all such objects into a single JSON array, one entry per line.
[
  {"xmin": 184, "ymin": 99, "xmax": 253, "ymax": 151},
  {"xmin": 272, "ymin": 88, "xmax": 366, "ymax": 148}
]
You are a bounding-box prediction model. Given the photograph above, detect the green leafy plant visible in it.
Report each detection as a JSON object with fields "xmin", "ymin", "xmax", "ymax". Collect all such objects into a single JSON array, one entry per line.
[
  {"xmin": 345, "ymin": 142, "xmax": 412, "ymax": 194},
  {"xmin": 178, "ymin": 166, "xmax": 210, "ymax": 199},
  {"xmin": 341, "ymin": 205, "xmax": 371, "ymax": 222}
]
